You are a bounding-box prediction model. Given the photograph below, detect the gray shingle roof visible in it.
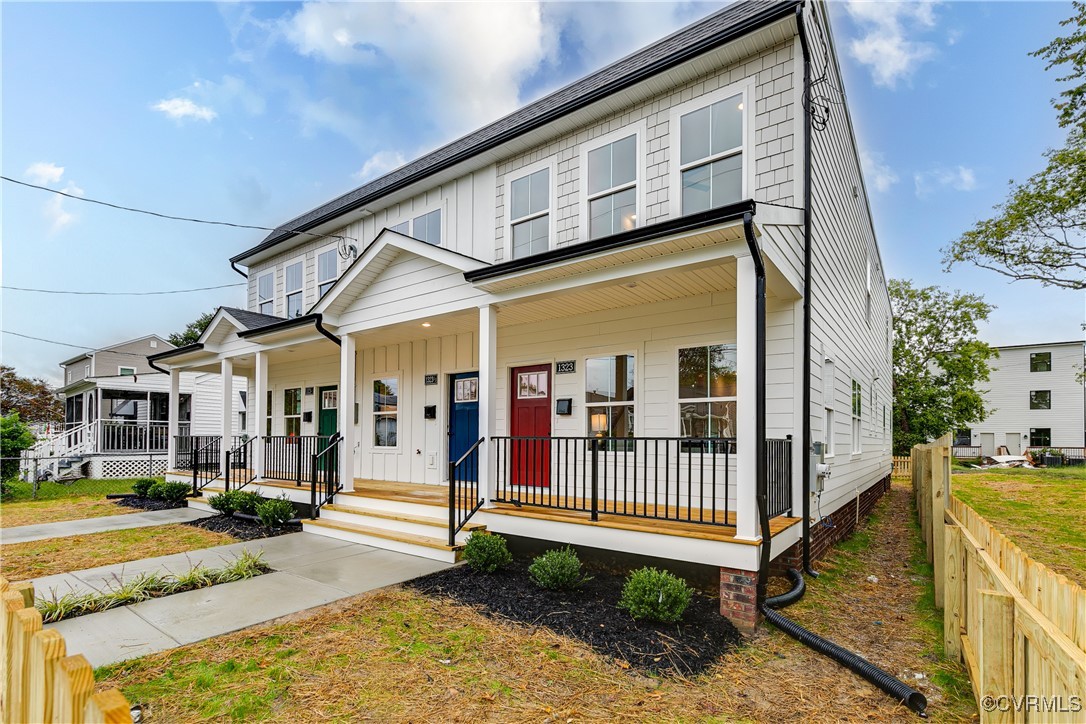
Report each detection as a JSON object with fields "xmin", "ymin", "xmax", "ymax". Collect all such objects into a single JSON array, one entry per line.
[
  {"xmin": 231, "ymin": 0, "xmax": 800, "ymax": 264},
  {"xmin": 222, "ymin": 307, "xmax": 286, "ymax": 331}
]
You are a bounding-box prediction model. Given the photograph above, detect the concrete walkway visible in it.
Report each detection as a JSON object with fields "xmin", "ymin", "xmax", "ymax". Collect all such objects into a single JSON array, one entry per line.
[
  {"xmin": 37, "ymin": 532, "xmax": 450, "ymax": 667},
  {"xmin": 2, "ymin": 507, "xmax": 212, "ymax": 544}
]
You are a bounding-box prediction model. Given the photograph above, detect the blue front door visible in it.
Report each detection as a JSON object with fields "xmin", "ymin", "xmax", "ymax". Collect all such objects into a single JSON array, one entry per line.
[{"xmin": 449, "ymin": 372, "xmax": 480, "ymax": 474}]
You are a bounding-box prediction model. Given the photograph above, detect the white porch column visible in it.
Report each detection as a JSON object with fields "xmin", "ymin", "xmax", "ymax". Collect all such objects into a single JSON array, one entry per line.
[
  {"xmin": 220, "ymin": 358, "xmax": 233, "ymax": 474},
  {"xmin": 253, "ymin": 351, "xmax": 268, "ymax": 479},
  {"xmin": 735, "ymin": 255, "xmax": 760, "ymax": 541},
  {"xmin": 338, "ymin": 334, "xmax": 357, "ymax": 492},
  {"xmin": 167, "ymin": 368, "xmax": 180, "ymax": 470},
  {"xmin": 478, "ymin": 303, "xmax": 498, "ymax": 505}
]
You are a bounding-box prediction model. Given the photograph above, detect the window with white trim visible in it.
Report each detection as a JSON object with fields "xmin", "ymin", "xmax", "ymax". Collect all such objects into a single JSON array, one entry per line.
[
  {"xmin": 317, "ymin": 249, "xmax": 338, "ymax": 297},
  {"xmin": 587, "ymin": 134, "xmax": 637, "ymax": 239},
  {"xmin": 84, "ymin": 364, "xmax": 90, "ymax": 378},
  {"xmin": 265, "ymin": 389, "xmax": 272, "ymax": 436},
  {"xmin": 390, "ymin": 221, "xmax": 409, "ymax": 235},
  {"xmin": 118, "ymin": 366, "xmax": 135, "ymax": 376},
  {"xmin": 823, "ymin": 359, "xmax": 835, "ymax": 456},
  {"xmin": 586, "ymin": 354, "xmax": 635, "ymax": 439},
  {"xmin": 284, "ymin": 262, "xmax": 303, "ymax": 318},
  {"xmin": 510, "ymin": 168, "xmax": 550, "ymax": 259},
  {"xmin": 851, "ymin": 379, "xmax": 862, "ymax": 453},
  {"xmin": 373, "ymin": 377, "xmax": 398, "ymax": 447},
  {"xmin": 67, "ymin": 370, "xmax": 72, "ymax": 383},
  {"xmin": 865, "ymin": 260, "xmax": 872, "ymax": 324},
  {"xmin": 412, "ymin": 209, "xmax": 441, "ymax": 246},
  {"xmin": 679, "ymin": 93, "xmax": 744, "ymax": 214},
  {"xmin": 257, "ymin": 272, "xmax": 273, "ymax": 315},
  {"xmin": 678, "ymin": 344, "xmax": 736, "ymax": 438},
  {"xmin": 284, "ymin": 388, "xmax": 301, "ymax": 436}
]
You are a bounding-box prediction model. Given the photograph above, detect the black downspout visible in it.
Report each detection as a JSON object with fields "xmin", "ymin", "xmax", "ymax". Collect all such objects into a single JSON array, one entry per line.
[
  {"xmin": 313, "ymin": 314, "xmax": 342, "ymax": 347},
  {"xmin": 796, "ymin": 3, "xmax": 818, "ymax": 578},
  {"xmin": 741, "ymin": 212, "xmax": 771, "ymax": 606},
  {"xmin": 230, "ymin": 261, "xmax": 248, "ymax": 279},
  {"xmin": 147, "ymin": 359, "xmax": 169, "ymax": 375}
]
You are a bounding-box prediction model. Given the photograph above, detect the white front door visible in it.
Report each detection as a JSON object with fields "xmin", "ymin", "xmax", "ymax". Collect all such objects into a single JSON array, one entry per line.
[
  {"xmin": 979, "ymin": 433, "xmax": 995, "ymax": 457},
  {"xmin": 1005, "ymin": 433, "xmax": 1021, "ymax": 455}
]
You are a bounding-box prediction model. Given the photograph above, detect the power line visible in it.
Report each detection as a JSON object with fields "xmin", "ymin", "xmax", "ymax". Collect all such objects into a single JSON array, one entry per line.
[
  {"xmin": 1, "ymin": 175, "xmax": 357, "ymax": 245},
  {"xmin": 2, "ymin": 282, "xmax": 244, "ymax": 296},
  {"xmin": 2, "ymin": 330, "xmax": 152, "ymax": 357}
]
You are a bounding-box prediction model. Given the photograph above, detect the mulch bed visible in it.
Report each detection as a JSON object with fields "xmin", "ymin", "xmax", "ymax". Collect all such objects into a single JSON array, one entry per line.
[
  {"xmin": 184, "ymin": 514, "xmax": 300, "ymax": 541},
  {"xmin": 113, "ymin": 496, "xmax": 185, "ymax": 512},
  {"xmin": 408, "ymin": 558, "xmax": 741, "ymax": 676}
]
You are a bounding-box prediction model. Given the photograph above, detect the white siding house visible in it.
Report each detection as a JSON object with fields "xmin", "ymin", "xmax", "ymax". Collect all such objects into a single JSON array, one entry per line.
[{"xmin": 151, "ymin": 0, "xmax": 893, "ymax": 631}]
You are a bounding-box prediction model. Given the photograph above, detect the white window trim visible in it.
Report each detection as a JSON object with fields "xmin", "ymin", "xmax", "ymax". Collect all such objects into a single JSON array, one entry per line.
[
  {"xmin": 256, "ymin": 271, "xmax": 274, "ymax": 316},
  {"xmin": 316, "ymin": 244, "xmax": 339, "ymax": 298},
  {"xmin": 282, "ymin": 255, "xmax": 305, "ymax": 318},
  {"xmin": 583, "ymin": 351, "xmax": 638, "ymax": 439},
  {"xmin": 672, "ymin": 341, "xmax": 738, "ymax": 439},
  {"xmin": 503, "ymin": 156, "xmax": 557, "ymax": 261},
  {"xmin": 578, "ymin": 120, "xmax": 648, "ymax": 243},
  {"xmin": 283, "ymin": 387, "xmax": 303, "ymax": 436},
  {"xmin": 118, "ymin": 366, "xmax": 136, "ymax": 376},
  {"xmin": 822, "ymin": 357, "xmax": 835, "ymax": 458},
  {"xmin": 667, "ymin": 78, "xmax": 756, "ymax": 218},
  {"xmin": 84, "ymin": 364, "xmax": 91, "ymax": 378},
  {"xmin": 409, "ymin": 201, "xmax": 447, "ymax": 248},
  {"xmin": 370, "ymin": 371, "xmax": 402, "ymax": 450},
  {"xmin": 851, "ymin": 378, "xmax": 862, "ymax": 455}
]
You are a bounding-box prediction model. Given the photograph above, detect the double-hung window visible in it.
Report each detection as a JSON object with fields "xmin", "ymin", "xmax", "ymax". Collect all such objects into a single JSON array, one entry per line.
[
  {"xmin": 678, "ymin": 344, "xmax": 737, "ymax": 439},
  {"xmin": 284, "ymin": 262, "xmax": 303, "ymax": 318},
  {"xmin": 412, "ymin": 209, "xmax": 441, "ymax": 246},
  {"xmin": 1029, "ymin": 390, "xmax": 1051, "ymax": 410},
  {"xmin": 317, "ymin": 249, "xmax": 338, "ymax": 297},
  {"xmin": 265, "ymin": 390, "xmax": 273, "ymax": 436},
  {"xmin": 823, "ymin": 359, "xmax": 835, "ymax": 456},
  {"xmin": 851, "ymin": 379, "xmax": 862, "ymax": 453},
  {"xmin": 586, "ymin": 134, "xmax": 637, "ymax": 239},
  {"xmin": 257, "ymin": 273, "xmax": 274, "ymax": 315},
  {"xmin": 284, "ymin": 388, "xmax": 301, "ymax": 437},
  {"xmin": 678, "ymin": 91, "xmax": 744, "ymax": 214},
  {"xmin": 1029, "ymin": 352, "xmax": 1051, "ymax": 372},
  {"xmin": 509, "ymin": 167, "xmax": 550, "ymax": 259},
  {"xmin": 373, "ymin": 377, "xmax": 398, "ymax": 447},
  {"xmin": 586, "ymin": 355, "xmax": 635, "ymax": 441}
]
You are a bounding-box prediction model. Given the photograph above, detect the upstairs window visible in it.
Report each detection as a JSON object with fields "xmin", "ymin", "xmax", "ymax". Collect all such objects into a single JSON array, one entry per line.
[
  {"xmin": 678, "ymin": 344, "xmax": 736, "ymax": 439},
  {"xmin": 317, "ymin": 249, "xmax": 338, "ymax": 298},
  {"xmin": 1029, "ymin": 352, "xmax": 1051, "ymax": 372},
  {"xmin": 510, "ymin": 168, "xmax": 550, "ymax": 259},
  {"xmin": 851, "ymin": 379, "xmax": 862, "ymax": 453},
  {"xmin": 587, "ymin": 134, "xmax": 637, "ymax": 239},
  {"xmin": 1029, "ymin": 390, "xmax": 1051, "ymax": 410},
  {"xmin": 412, "ymin": 209, "xmax": 441, "ymax": 246},
  {"xmin": 118, "ymin": 366, "xmax": 135, "ymax": 376},
  {"xmin": 679, "ymin": 92, "xmax": 744, "ymax": 214},
  {"xmin": 389, "ymin": 220, "xmax": 409, "ymax": 235},
  {"xmin": 84, "ymin": 364, "xmax": 90, "ymax": 378},
  {"xmin": 257, "ymin": 273, "xmax": 274, "ymax": 315},
  {"xmin": 285, "ymin": 261, "xmax": 303, "ymax": 318}
]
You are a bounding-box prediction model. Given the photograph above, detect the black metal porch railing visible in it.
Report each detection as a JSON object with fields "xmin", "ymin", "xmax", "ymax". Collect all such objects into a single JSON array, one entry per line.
[
  {"xmin": 448, "ymin": 437, "xmax": 484, "ymax": 546},
  {"xmin": 190, "ymin": 436, "xmax": 222, "ymax": 496},
  {"xmin": 264, "ymin": 435, "xmax": 334, "ymax": 486},
  {"xmin": 225, "ymin": 437, "xmax": 257, "ymax": 492},
  {"xmin": 309, "ymin": 434, "xmax": 343, "ymax": 519},
  {"xmin": 765, "ymin": 437, "xmax": 793, "ymax": 518}
]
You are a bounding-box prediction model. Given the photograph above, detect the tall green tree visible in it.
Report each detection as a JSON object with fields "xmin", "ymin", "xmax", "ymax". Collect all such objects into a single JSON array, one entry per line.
[
  {"xmin": 1, "ymin": 413, "xmax": 35, "ymax": 481},
  {"xmin": 890, "ymin": 280, "xmax": 998, "ymax": 455},
  {"xmin": 167, "ymin": 310, "xmax": 215, "ymax": 347},
  {"xmin": 0, "ymin": 366, "xmax": 63, "ymax": 424},
  {"xmin": 943, "ymin": 3, "xmax": 1086, "ymax": 290}
]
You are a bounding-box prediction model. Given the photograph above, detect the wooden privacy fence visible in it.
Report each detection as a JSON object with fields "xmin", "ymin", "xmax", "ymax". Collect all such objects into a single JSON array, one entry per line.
[
  {"xmin": 913, "ymin": 436, "xmax": 1086, "ymax": 723},
  {"xmin": 891, "ymin": 455, "xmax": 911, "ymax": 478},
  {"xmin": 1, "ymin": 576, "xmax": 131, "ymax": 723}
]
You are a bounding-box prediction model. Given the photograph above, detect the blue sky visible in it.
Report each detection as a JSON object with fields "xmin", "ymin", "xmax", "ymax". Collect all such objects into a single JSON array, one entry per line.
[{"xmin": 2, "ymin": 1, "xmax": 1082, "ymax": 384}]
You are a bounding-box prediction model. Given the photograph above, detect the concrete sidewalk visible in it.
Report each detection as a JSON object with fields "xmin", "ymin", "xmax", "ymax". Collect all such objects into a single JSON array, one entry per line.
[
  {"xmin": 2, "ymin": 507, "xmax": 212, "ymax": 544},
  {"xmin": 39, "ymin": 532, "xmax": 450, "ymax": 667}
]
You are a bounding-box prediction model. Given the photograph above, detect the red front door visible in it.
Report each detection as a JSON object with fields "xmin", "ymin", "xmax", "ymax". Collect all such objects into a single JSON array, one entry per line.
[{"xmin": 510, "ymin": 364, "xmax": 551, "ymax": 487}]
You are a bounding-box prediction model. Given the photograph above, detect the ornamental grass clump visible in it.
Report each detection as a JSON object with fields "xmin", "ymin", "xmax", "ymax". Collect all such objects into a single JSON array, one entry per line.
[
  {"xmin": 462, "ymin": 532, "xmax": 512, "ymax": 573},
  {"xmin": 617, "ymin": 566, "xmax": 693, "ymax": 624},
  {"xmin": 528, "ymin": 546, "xmax": 590, "ymax": 590}
]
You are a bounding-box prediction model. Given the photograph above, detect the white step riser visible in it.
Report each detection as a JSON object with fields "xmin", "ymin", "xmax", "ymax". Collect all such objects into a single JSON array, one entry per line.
[
  {"xmin": 199, "ymin": 484, "xmax": 313, "ymax": 506},
  {"xmin": 318, "ymin": 507, "xmax": 473, "ymax": 544},
  {"xmin": 186, "ymin": 498, "xmax": 217, "ymax": 514},
  {"xmin": 335, "ymin": 495, "xmax": 446, "ymax": 519},
  {"xmin": 302, "ymin": 523, "xmax": 458, "ymax": 563}
]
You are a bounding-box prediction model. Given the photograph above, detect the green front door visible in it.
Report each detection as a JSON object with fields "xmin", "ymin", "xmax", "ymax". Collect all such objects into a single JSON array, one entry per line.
[{"xmin": 318, "ymin": 386, "xmax": 338, "ymax": 439}]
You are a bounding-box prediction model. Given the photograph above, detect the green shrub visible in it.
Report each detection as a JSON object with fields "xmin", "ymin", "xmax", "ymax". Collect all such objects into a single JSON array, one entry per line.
[
  {"xmin": 147, "ymin": 481, "xmax": 191, "ymax": 504},
  {"xmin": 233, "ymin": 491, "xmax": 263, "ymax": 516},
  {"xmin": 207, "ymin": 490, "xmax": 239, "ymax": 516},
  {"xmin": 528, "ymin": 546, "xmax": 590, "ymax": 590},
  {"xmin": 255, "ymin": 496, "xmax": 295, "ymax": 527},
  {"xmin": 132, "ymin": 478, "xmax": 157, "ymax": 497},
  {"xmin": 462, "ymin": 532, "xmax": 512, "ymax": 573},
  {"xmin": 617, "ymin": 567, "xmax": 693, "ymax": 624}
]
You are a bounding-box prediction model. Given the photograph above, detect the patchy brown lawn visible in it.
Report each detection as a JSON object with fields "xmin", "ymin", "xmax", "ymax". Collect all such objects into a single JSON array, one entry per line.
[
  {"xmin": 1, "ymin": 524, "xmax": 236, "ymax": 581},
  {"xmin": 0, "ymin": 496, "xmax": 129, "ymax": 528},
  {"xmin": 97, "ymin": 482, "xmax": 976, "ymax": 723}
]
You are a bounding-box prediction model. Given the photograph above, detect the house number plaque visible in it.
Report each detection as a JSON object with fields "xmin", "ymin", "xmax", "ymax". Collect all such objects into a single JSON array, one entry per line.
[
  {"xmin": 556, "ymin": 360, "xmax": 576, "ymax": 375},
  {"xmin": 424, "ymin": 374, "xmax": 438, "ymax": 385}
]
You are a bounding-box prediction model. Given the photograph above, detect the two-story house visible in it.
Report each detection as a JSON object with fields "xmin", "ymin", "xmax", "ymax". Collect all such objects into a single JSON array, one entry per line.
[
  {"xmin": 151, "ymin": 0, "xmax": 893, "ymax": 630},
  {"xmin": 954, "ymin": 340, "xmax": 1085, "ymax": 461}
]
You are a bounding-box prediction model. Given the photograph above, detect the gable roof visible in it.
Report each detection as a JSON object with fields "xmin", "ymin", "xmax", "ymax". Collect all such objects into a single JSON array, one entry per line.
[
  {"xmin": 220, "ymin": 307, "xmax": 285, "ymax": 332},
  {"xmin": 59, "ymin": 334, "xmax": 174, "ymax": 367},
  {"xmin": 230, "ymin": 0, "xmax": 801, "ymax": 266}
]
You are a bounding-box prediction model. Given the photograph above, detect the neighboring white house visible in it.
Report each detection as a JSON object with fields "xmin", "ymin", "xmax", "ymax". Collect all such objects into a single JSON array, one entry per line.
[
  {"xmin": 151, "ymin": 0, "xmax": 893, "ymax": 631},
  {"xmin": 956, "ymin": 340, "xmax": 1085, "ymax": 458},
  {"xmin": 23, "ymin": 334, "xmax": 245, "ymax": 480}
]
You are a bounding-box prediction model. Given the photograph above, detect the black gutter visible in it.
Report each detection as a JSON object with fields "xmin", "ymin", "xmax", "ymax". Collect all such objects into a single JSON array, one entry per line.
[
  {"xmin": 313, "ymin": 314, "xmax": 342, "ymax": 347},
  {"xmin": 146, "ymin": 358, "xmax": 169, "ymax": 375},
  {"xmin": 466, "ymin": 200, "xmax": 755, "ymax": 283},
  {"xmin": 795, "ymin": 4, "xmax": 818, "ymax": 578},
  {"xmin": 147, "ymin": 342, "xmax": 205, "ymax": 363},
  {"xmin": 237, "ymin": 313, "xmax": 342, "ymax": 347},
  {"xmin": 741, "ymin": 211, "xmax": 771, "ymax": 608},
  {"xmin": 230, "ymin": 261, "xmax": 248, "ymax": 279},
  {"xmin": 231, "ymin": 1, "xmax": 800, "ymax": 264}
]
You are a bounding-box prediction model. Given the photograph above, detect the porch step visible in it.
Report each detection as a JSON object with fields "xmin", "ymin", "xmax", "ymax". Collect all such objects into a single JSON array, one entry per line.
[
  {"xmin": 320, "ymin": 503, "xmax": 484, "ymax": 544},
  {"xmin": 186, "ymin": 497, "xmax": 217, "ymax": 514},
  {"xmin": 302, "ymin": 518, "xmax": 462, "ymax": 563}
]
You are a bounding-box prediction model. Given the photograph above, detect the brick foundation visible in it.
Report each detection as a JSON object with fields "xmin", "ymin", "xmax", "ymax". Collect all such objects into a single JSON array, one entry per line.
[{"xmin": 718, "ymin": 566, "xmax": 759, "ymax": 633}]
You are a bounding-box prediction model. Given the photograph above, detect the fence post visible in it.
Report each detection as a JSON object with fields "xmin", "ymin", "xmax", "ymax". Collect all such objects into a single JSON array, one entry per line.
[
  {"xmin": 978, "ymin": 590, "xmax": 1014, "ymax": 724},
  {"xmin": 944, "ymin": 522, "xmax": 963, "ymax": 659},
  {"xmin": 52, "ymin": 654, "xmax": 94, "ymax": 724},
  {"xmin": 27, "ymin": 629, "xmax": 65, "ymax": 724},
  {"xmin": 931, "ymin": 434, "xmax": 950, "ymax": 607},
  {"xmin": 590, "ymin": 438, "xmax": 600, "ymax": 522}
]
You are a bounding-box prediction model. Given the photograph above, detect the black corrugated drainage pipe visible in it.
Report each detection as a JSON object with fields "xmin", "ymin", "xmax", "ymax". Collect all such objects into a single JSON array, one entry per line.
[{"xmin": 762, "ymin": 568, "xmax": 929, "ymax": 716}]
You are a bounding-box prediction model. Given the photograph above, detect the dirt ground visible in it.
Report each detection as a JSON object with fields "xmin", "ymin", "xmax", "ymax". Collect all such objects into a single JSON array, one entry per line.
[{"xmin": 98, "ymin": 481, "xmax": 976, "ymax": 722}]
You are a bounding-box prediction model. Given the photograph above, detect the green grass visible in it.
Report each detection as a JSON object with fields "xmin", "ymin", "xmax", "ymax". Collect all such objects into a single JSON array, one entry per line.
[
  {"xmin": 2, "ymin": 477, "xmax": 153, "ymax": 502},
  {"xmin": 952, "ymin": 466, "xmax": 1086, "ymax": 587}
]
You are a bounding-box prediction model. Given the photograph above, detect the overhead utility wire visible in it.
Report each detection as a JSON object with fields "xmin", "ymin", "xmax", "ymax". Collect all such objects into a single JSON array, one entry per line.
[
  {"xmin": 2, "ymin": 282, "xmax": 244, "ymax": 296},
  {"xmin": 1, "ymin": 176, "xmax": 357, "ymax": 244},
  {"xmin": 2, "ymin": 330, "xmax": 152, "ymax": 358}
]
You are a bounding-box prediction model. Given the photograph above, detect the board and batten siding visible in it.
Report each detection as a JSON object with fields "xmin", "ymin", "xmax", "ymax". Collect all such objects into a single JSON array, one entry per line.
[{"xmin": 804, "ymin": 0, "xmax": 894, "ymax": 515}]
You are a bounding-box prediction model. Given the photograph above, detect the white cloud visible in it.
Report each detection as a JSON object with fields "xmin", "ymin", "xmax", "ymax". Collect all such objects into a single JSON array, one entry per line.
[
  {"xmin": 859, "ymin": 150, "xmax": 898, "ymax": 192},
  {"xmin": 25, "ymin": 162, "xmax": 65, "ymax": 185},
  {"xmin": 845, "ymin": 1, "xmax": 939, "ymax": 88},
  {"xmin": 354, "ymin": 151, "xmax": 406, "ymax": 182},
  {"xmin": 189, "ymin": 75, "xmax": 265, "ymax": 116},
  {"xmin": 46, "ymin": 182, "xmax": 83, "ymax": 232},
  {"xmin": 152, "ymin": 97, "xmax": 218, "ymax": 121},
  {"xmin": 914, "ymin": 165, "xmax": 977, "ymax": 197}
]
